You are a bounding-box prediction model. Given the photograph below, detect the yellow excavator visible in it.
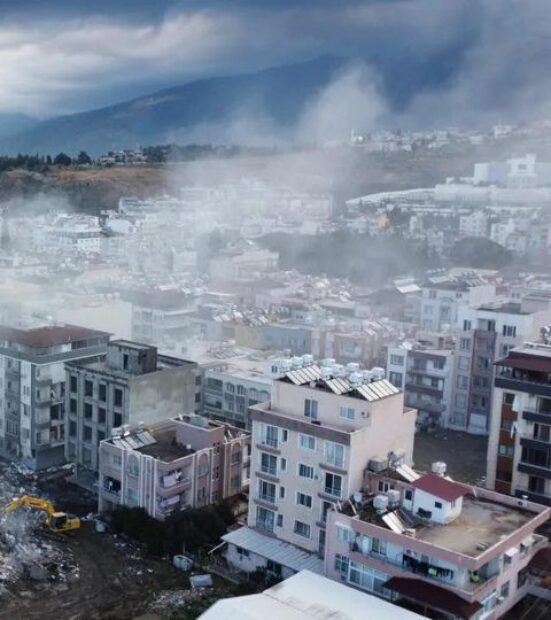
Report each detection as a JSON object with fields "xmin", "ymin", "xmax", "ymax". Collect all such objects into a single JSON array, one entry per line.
[{"xmin": 3, "ymin": 495, "xmax": 80, "ymax": 534}]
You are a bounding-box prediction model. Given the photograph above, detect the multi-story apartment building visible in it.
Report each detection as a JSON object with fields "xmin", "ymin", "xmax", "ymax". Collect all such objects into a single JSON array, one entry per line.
[
  {"xmin": 325, "ymin": 464, "xmax": 549, "ymax": 619},
  {"xmin": 419, "ymin": 279, "xmax": 495, "ymax": 331},
  {"xmin": 65, "ymin": 340, "xmax": 200, "ymax": 487},
  {"xmin": 0, "ymin": 324, "xmax": 110, "ymax": 469},
  {"xmin": 98, "ymin": 414, "xmax": 250, "ymax": 520},
  {"xmin": 222, "ymin": 360, "xmax": 416, "ymax": 577},
  {"xmin": 487, "ymin": 342, "xmax": 551, "ymax": 506},
  {"xmin": 387, "ymin": 335, "xmax": 455, "ymax": 430},
  {"xmin": 451, "ymin": 300, "xmax": 551, "ymax": 434}
]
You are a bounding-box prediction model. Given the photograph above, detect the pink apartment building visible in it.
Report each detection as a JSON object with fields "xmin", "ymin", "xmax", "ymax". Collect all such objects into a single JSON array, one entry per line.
[
  {"xmin": 325, "ymin": 464, "xmax": 550, "ymax": 619},
  {"xmin": 98, "ymin": 413, "xmax": 250, "ymax": 520}
]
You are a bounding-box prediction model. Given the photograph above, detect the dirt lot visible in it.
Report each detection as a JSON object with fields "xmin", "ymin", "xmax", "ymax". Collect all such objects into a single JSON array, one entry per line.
[
  {"xmin": 0, "ymin": 463, "xmax": 234, "ymax": 619},
  {"xmin": 413, "ymin": 429, "xmax": 488, "ymax": 485}
]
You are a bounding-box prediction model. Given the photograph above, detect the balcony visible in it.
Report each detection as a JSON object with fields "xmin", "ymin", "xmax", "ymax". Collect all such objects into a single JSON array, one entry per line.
[
  {"xmin": 323, "ymin": 486, "xmax": 342, "ymax": 499},
  {"xmin": 259, "ymin": 466, "xmax": 278, "ymax": 478},
  {"xmin": 518, "ymin": 462, "xmax": 551, "ymax": 480},
  {"xmin": 515, "ymin": 488, "xmax": 551, "ymax": 507},
  {"xmin": 405, "ymin": 397, "xmax": 446, "ymax": 415},
  {"xmin": 257, "ymin": 493, "xmax": 276, "ymax": 505},
  {"xmin": 495, "ymin": 373, "xmax": 551, "ymax": 398},
  {"xmin": 522, "ymin": 408, "xmax": 551, "ymax": 424}
]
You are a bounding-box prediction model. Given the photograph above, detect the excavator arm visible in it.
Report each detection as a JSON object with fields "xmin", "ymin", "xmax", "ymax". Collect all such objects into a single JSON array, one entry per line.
[{"xmin": 2, "ymin": 495, "xmax": 80, "ymax": 533}]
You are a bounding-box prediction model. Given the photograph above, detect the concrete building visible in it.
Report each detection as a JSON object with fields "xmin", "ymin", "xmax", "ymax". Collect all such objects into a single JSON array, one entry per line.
[
  {"xmin": 387, "ymin": 334, "xmax": 455, "ymax": 430},
  {"xmin": 65, "ymin": 340, "xmax": 200, "ymax": 487},
  {"xmin": 487, "ymin": 342, "xmax": 551, "ymax": 506},
  {"xmin": 325, "ymin": 464, "xmax": 549, "ymax": 619},
  {"xmin": 223, "ymin": 360, "xmax": 416, "ymax": 575},
  {"xmin": 459, "ymin": 211, "xmax": 488, "ymax": 239},
  {"xmin": 98, "ymin": 414, "xmax": 250, "ymax": 519},
  {"xmin": 419, "ymin": 279, "xmax": 496, "ymax": 331},
  {"xmin": 451, "ymin": 300, "xmax": 551, "ymax": 434},
  {"xmin": 199, "ymin": 569, "xmax": 425, "ymax": 620},
  {"xmin": 0, "ymin": 324, "xmax": 110, "ymax": 470}
]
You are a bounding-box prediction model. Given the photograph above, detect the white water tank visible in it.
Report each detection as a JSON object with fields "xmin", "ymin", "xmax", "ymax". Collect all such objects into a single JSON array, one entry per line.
[
  {"xmin": 302, "ymin": 354, "xmax": 314, "ymax": 366},
  {"xmin": 291, "ymin": 356, "xmax": 303, "ymax": 369},
  {"xmin": 333, "ymin": 364, "xmax": 346, "ymax": 377},
  {"xmin": 346, "ymin": 362, "xmax": 360, "ymax": 374},
  {"xmin": 371, "ymin": 367, "xmax": 386, "ymax": 381},
  {"xmin": 348, "ymin": 372, "xmax": 363, "ymax": 386},
  {"xmin": 322, "ymin": 358, "xmax": 336, "ymax": 367},
  {"xmin": 431, "ymin": 461, "xmax": 447, "ymax": 476},
  {"xmin": 374, "ymin": 494, "xmax": 389, "ymax": 514},
  {"xmin": 387, "ymin": 489, "xmax": 401, "ymax": 508},
  {"xmin": 320, "ymin": 366, "xmax": 332, "ymax": 381},
  {"xmin": 353, "ymin": 492, "xmax": 363, "ymax": 506}
]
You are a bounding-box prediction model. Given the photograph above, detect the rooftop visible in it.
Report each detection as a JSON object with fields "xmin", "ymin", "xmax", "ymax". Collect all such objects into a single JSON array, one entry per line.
[
  {"xmin": 476, "ymin": 301, "xmax": 529, "ymax": 315},
  {"xmin": 0, "ymin": 324, "xmax": 110, "ymax": 349},
  {"xmin": 134, "ymin": 427, "xmax": 195, "ymax": 462},
  {"xmin": 200, "ymin": 569, "xmax": 425, "ymax": 620}
]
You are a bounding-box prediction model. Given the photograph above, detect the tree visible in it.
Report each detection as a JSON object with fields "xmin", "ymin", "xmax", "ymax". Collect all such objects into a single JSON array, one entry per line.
[
  {"xmin": 76, "ymin": 150, "xmax": 92, "ymax": 165},
  {"xmin": 46, "ymin": 155, "xmax": 52, "ymax": 165},
  {"xmin": 448, "ymin": 237, "xmax": 512, "ymax": 269},
  {"xmin": 53, "ymin": 152, "xmax": 72, "ymax": 166}
]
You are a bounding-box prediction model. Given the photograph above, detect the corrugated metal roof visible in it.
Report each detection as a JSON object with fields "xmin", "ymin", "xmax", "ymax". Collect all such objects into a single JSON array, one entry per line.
[{"xmin": 222, "ymin": 527, "xmax": 324, "ymax": 574}]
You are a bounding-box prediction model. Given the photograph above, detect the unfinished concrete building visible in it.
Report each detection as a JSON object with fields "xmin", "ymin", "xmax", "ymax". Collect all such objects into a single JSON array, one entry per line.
[{"xmin": 65, "ymin": 340, "xmax": 200, "ymax": 489}]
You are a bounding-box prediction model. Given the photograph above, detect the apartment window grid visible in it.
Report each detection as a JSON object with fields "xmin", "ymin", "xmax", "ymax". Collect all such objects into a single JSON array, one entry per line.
[
  {"xmin": 299, "ymin": 463, "xmax": 315, "ymax": 479},
  {"xmin": 325, "ymin": 472, "xmax": 343, "ymax": 498},
  {"xmin": 296, "ymin": 492, "xmax": 313, "ymax": 509},
  {"xmin": 304, "ymin": 399, "xmax": 318, "ymax": 420},
  {"xmin": 325, "ymin": 441, "xmax": 345, "ymax": 469}
]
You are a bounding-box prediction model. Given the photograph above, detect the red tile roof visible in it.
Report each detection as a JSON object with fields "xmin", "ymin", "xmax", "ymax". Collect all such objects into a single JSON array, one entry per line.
[
  {"xmin": 410, "ymin": 472, "xmax": 470, "ymax": 502},
  {"xmin": 383, "ymin": 577, "xmax": 482, "ymax": 619},
  {"xmin": 0, "ymin": 324, "xmax": 110, "ymax": 348}
]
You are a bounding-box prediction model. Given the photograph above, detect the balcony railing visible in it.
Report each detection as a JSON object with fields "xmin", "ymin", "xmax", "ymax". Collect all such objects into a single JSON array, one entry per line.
[
  {"xmin": 260, "ymin": 437, "xmax": 279, "ymax": 449},
  {"xmin": 257, "ymin": 519, "xmax": 274, "ymax": 533},
  {"xmin": 258, "ymin": 493, "xmax": 276, "ymax": 505},
  {"xmin": 260, "ymin": 466, "xmax": 277, "ymax": 477},
  {"xmin": 324, "ymin": 486, "xmax": 342, "ymax": 498}
]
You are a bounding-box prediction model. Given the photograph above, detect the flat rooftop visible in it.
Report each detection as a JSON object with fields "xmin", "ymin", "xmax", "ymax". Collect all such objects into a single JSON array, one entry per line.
[
  {"xmin": 134, "ymin": 427, "xmax": 195, "ymax": 462},
  {"xmin": 414, "ymin": 497, "xmax": 533, "ymax": 557},
  {"xmin": 476, "ymin": 301, "xmax": 529, "ymax": 315}
]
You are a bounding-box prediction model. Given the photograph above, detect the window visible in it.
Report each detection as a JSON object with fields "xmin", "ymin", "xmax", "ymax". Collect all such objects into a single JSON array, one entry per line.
[
  {"xmin": 98, "ymin": 407, "xmax": 106, "ymax": 425},
  {"xmin": 325, "ymin": 472, "xmax": 342, "ymax": 498},
  {"xmin": 500, "ymin": 582, "xmax": 509, "ymax": 601},
  {"xmin": 279, "ymin": 486, "xmax": 285, "ymax": 499},
  {"xmin": 433, "ymin": 359, "xmax": 445, "ymax": 370},
  {"xmin": 498, "ymin": 444, "xmax": 514, "ymax": 458},
  {"xmin": 256, "ymin": 506, "xmax": 274, "ymax": 533},
  {"xmin": 69, "ymin": 398, "xmax": 77, "ymax": 414},
  {"xmin": 405, "ymin": 489, "xmax": 413, "ymax": 501},
  {"xmin": 84, "ymin": 380, "xmax": 93, "ymax": 397},
  {"xmin": 458, "ymin": 356, "xmax": 469, "ymax": 371},
  {"xmin": 69, "ymin": 421, "xmax": 76, "ymax": 437},
  {"xmin": 83, "ymin": 425, "xmax": 92, "ymax": 442},
  {"xmin": 428, "ymin": 290, "xmax": 436, "ymax": 299},
  {"xmin": 336, "ymin": 525, "xmax": 353, "ymax": 543},
  {"xmin": 299, "ymin": 434, "xmax": 316, "ymax": 450},
  {"xmin": 280, "ymin": 457, "xmax": 287, "ymax": 472},
  {"xmin": 496, "ymin": 469, "xmax": 512, "ymax": 483},
  {"xmin": 304, "ymin": 399, "xmax": 318, "ymax": 420},
  {"xmin": 281, "ymin": 429, "xmax": 288, "ymax": 442},
  {"xmin": 456, "ymin": 375, "xmax": 469, "ymax": 390},
  {"xmin": 296, "ymin": 492, "xmax": 312, "ymax": 509},
  {"xmin": 502, "ymin": 325, "xmax": 517, "ymax": 338},
  {"xmin": 463, "ymin": 320, "xmax": 472, "ymax": 331},
  {"xmin": 339, "ymin": 406, "xmax": 355, "ymax": 420},
  {"xmin": 534, "ymin": 423, "xmax": 551, "ymax": 442},
  {"xmin": 70, "ymin": 375, "xmax": 78, "ymax": 392},
  {"xmin": 335, "ymin": 554, "xmax": 349, "ymax": 575},
  {"xmin": 477, "ymin": 356, "xmax": 489, "ymax": 369},
  {"xmin": 260, "ymin": 452, "xmax": 277, "ymax": 476},
  {"xmin": 325, "ymin": 441, "xmax": 345, "ymax": 468},
  {"xmin": 455, "ymin": 393, "xmax": 466, "ymax": 408},
  {"xmin": 258, "ymin": 480, "xmax": 276, "ymax": 503},
  {"xmin": 371, "ymin": 537, "xmax": 387, "ymax": 556},
  {"xmin": 266, "ymin": 560, "xmax": 282, "ymax": 577},
  {"xmin": 424, "ymin": 305, "xmax": 433, "ymax": 315},
  {"xmin": 528, "ymin": 476, "xmax": 545, "ymax": 494},
  {"xmin": 434, "ymin": 501, "xmax": 443, "ymax": 509},
  {"xmin": 114, "ymin": 388, "xmax": 123, "ymax": 407},
  {"xmin": 236, "ymin": 546, "xmax": 250, "ymax": 558},
  {"xmin": 503, "ymin": 392, "xmax": 515, "ymax": 405},
  {"xmin": 225, "ymin": 383, "xmax": 235, "ymax": 394},
  {"xmin": 114, "ymin": 412, "xmax": 122, "ymax": 428},
  {"xmin": 262, "ymin": 424, "xmax": 279, "ymax": 448},
  {"xmin": 113, "ymin": 454, "xmax": 122, "ymax": 467},
  {"xmin": 294, "ymin": 520, "xmax": 311, "ymax": 538},
  {"xmin": 299, "ymin": 464, "xmax": 314, "ymax": 479},
  {"xmin": 460, "ymin": 337, "xmax": 471, "ymax": 350},
  {"xmin": 98, "ymin": 384, "xmax": 106, "ymax": 401},
  {"xmin": 501, "ymin": 418, "xmax": 513, "ymax": 431},
  {"xmin": 84, "ymin": 403, "xmax": 93, "ymax": 419},
  {"xmin": 390, "ymin": 354, "xmax": 405, "ymax": 366},
  {"xmin": 276, "ymin": 514, "xmax": 283, "ymax": 527},
  {"xmin": 388, "ymin": 371, "xmax": 403, "ymax": 387}
]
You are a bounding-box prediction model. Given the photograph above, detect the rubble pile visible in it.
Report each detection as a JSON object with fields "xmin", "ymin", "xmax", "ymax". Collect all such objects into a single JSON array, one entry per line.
[{"xmin": 0, "ymin": 463, "xmax": 78, "ymax": 596}]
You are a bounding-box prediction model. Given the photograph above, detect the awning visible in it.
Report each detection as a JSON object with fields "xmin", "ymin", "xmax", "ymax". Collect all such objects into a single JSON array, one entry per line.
[
  {"xmin": 495, "ymin": 355, "xmax": 551, "ymax": 374},
  {"xmin": 383, "ymin": 577, "xmax": 483, "ymax": 619}
]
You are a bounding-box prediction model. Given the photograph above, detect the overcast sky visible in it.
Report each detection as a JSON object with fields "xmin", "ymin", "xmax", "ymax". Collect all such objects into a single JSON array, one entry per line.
[{"xmin": 0, "ymin": 0, "xmax": 549, "ymax": 125}]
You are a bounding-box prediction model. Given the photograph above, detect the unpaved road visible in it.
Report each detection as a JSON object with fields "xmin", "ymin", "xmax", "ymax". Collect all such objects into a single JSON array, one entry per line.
[{"xmin": 0, "ymin": 523, "xmax": 187, "ymax": 620}]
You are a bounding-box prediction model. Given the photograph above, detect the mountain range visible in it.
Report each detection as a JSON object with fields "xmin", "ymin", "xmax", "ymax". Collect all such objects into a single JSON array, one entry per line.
[{"xmin": 0, "ymin": 51, "xmax": 463, "ymax": 156}]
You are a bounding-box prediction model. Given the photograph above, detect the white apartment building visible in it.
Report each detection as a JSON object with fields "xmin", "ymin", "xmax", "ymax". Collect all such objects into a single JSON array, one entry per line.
[
  {"xmin": 222, "ymin": 360, "xmax": 416, "ymax": 577},
  {"xmin": 419, "ymin": 279, "xmax": 496, "ymax": 331},
  {"xmin": 459, "ymin": 211, "xmax": 488, "ymax": 239},
  {"xmin": 48, "ymin": 215, "xmax": 103, "ymax": 253}
]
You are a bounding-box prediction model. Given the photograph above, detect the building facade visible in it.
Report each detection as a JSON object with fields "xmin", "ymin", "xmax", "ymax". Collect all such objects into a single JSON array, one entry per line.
[
  {"xmin": 0, "ymin": 324, "xmax": 110, "ymax": 470},
  {"xmin": 324, "ymin": 465, "xmax": 549, "ymax": 619},
  {"xmin": 223, "ymin": 360, "xmax": 416, "ymax": 574},
  {"xmin": 65, "ymin": 340, "xmax": 200, "ymax": 485},
  {"xmin": 487, "ymin": 342, "xmax": 551, "ymax": 506},
  {"xmin": 98, "ymin": 414, "xmax": 250, "ymax": 520}
]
